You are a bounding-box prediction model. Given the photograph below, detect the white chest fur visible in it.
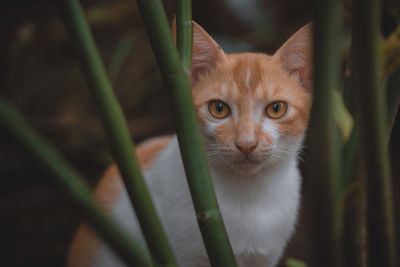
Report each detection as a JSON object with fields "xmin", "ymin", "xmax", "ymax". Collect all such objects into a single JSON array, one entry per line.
[{"xmin": 93, "ymin": 136, "xmax": 301, "ymax": 267}]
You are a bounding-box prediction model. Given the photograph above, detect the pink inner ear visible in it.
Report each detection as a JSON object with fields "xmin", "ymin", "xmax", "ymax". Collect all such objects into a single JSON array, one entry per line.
[
  {"xmin": 291, "ymin": 66, "xmax": 312, "ymax": 89},
  {"xmin": 274, "ymin": 23, "xmax": 313, "ymax": 90},
  {"xmin": 191, "ymin": 21, "xmax": 226, "ymax": 83}
]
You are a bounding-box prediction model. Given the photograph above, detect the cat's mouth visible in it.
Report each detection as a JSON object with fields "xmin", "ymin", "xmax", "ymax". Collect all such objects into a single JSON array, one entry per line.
[{"xmin": 235, "ymin": 157, "xmax": 261, "ymax": 165}]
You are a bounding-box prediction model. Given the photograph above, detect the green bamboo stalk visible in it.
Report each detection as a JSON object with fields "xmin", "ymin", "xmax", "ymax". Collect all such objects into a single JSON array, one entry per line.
[
  {"xmin": 307, "ymin": 0, "xmax": 342, "ymax": 266},
  {"xmin": 0, "ymin": 99, "xmax": 151, "ymax": 267},
  {"xmin": 135, "ymin": 0, "xmax": 237, "ymax": 266},
  {"xmin": 342, "ymin": 182, "xmax": 367, "ymax": 267},
  {"xmin": 58, "ymin": 0, "xmax": 177, "ymax": 266},
  {"xmin": 342, "ymin": 31, "xmax": 400, "ymax": 267},
  {"xmin": 352, "ymin": 0, "xmax": 397, "ymax": 266},
  {"xmin": 176, "ymin": 0, "xmax": 193, "ymax": 75},
  {"xmin": 342, "ymin": 41, "xmax": 367, "ymax": 267}
]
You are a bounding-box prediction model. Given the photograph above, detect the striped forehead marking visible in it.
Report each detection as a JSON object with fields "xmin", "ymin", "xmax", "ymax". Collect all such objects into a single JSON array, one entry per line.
[
  {"xmin": 231, "ymin": 56, "xmax": 263, "ymax": 93},
  {"xmin": 246, "ymin": 68, "xmax": 251, "ymax": 89}
]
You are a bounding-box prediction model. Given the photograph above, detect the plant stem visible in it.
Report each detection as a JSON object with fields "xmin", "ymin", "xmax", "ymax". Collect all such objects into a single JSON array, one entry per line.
[
  {"xmin": 0, "ymin": 99, "xmax": 152, "ymax": 267},
  {"xmin": 342, "ymin": 41, "xmax": 367, "ymax": 267},
  {"xmin": 176, "ymin": 0, "xmax": 193, "ymax": 75},
  {"xmin": 352, "ymin": 0, "xmax": 397, "ymax": 266},
  {"xmin": 58, "ymin": 0, "xmax": 177, "ymax": 265},
  {"xmin": 308, "ymin": 0, "xmax": 342, "ymax": 266},
  {"xmin": 135, "ymin": 0, "xmax": 237, "ymax": 266}
]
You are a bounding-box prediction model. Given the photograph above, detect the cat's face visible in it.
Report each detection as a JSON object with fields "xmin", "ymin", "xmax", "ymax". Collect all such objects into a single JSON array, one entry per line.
[{"xmin": 187, "ymin": 22, "xmax": 313, "ymax": 174}]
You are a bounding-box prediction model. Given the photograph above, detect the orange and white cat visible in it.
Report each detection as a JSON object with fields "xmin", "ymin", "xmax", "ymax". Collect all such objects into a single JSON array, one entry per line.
[{"xmin": 69, "ymin": 21, "xmax": 312, "ymax": 267}]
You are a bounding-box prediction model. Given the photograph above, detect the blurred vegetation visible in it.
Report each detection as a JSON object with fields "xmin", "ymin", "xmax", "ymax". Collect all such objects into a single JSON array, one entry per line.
[{"xmin": 0, "ymin": 0, "xmax": 399, "ymax": 266}]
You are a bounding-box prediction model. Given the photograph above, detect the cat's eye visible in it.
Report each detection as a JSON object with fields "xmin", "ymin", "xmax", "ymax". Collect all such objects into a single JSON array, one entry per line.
[
  {"xmin": 265, "ymin": 101, "xmax": 288, "ymax": 119},
  {"xmin": 208, "ymin": 100, "xmax": 230, "ymax": 119}
]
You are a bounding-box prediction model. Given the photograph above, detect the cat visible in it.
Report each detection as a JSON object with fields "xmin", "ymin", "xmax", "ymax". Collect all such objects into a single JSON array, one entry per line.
[{"xmin": 68, "ymin": 21, "xmax": 313, "ymax": 267}]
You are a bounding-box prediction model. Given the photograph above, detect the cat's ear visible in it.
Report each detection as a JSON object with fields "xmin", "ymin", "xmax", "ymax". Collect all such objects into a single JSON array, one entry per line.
[
  {"xmin": 172, "ymin": 19, "xmax": 226, "ymax": 83},
  {"xmin": 274, "ymin": 23, "xmax": 313, "ymax": 90},
  {"xmin": 191, "ymin": 21, "xmax": 226, "ymax": 82}
]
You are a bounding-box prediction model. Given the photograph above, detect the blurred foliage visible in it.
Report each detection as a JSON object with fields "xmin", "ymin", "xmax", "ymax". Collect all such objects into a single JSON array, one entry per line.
[{"xmin": 384, "ymin": 25, "xmax": 400, "ymax": 75}]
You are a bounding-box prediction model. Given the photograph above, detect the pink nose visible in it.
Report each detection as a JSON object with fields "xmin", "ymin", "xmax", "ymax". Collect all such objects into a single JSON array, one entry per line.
[{"xmin": 235, "ymin": 141, "xmax": 259, "ymax": 155}]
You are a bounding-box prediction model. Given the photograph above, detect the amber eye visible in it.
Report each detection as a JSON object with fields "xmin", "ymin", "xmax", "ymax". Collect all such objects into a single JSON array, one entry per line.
[
  {"xmin": 208, "ymin": 100, "xmax": 230, "ymax": 119},
  {"xmin": 265, "ymin": 101, "xmax": 288, "ymax": 119}
]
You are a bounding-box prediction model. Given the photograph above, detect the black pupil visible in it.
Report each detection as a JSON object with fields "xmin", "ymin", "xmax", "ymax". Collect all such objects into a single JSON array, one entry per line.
[
  {"xmin": 216, "ymin": 102, "xmax": 224, "ymax": 112},
  {"xmin": 273, "ymin": 103, "xmax": 280, "ymax": 113}
]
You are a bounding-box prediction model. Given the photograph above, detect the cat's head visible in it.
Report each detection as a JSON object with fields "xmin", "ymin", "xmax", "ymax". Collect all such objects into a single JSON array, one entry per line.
[{"xmin": 177, "ymin": 22, "xmax": 313, "ymax": 175}]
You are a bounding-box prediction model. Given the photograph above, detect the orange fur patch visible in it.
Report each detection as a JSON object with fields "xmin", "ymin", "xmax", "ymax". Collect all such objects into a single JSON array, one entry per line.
[
  {"xmin": 68, "ymin": 135, "xmax": 173, "ymax": 267},
  {"xmin": 135, "ymin": 135, "xmax": 174, "ymax": 171}
]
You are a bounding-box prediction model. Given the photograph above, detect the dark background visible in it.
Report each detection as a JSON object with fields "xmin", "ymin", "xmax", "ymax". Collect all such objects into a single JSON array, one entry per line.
[{"xmin": 0, "ymin": 0, "xmax": 399, "ymax": 266}]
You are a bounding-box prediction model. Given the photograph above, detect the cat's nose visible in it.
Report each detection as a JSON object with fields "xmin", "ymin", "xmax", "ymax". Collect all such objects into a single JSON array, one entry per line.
[{"xmin": 235, "ymin": 140, "xmax": 259, "ymax": 155}]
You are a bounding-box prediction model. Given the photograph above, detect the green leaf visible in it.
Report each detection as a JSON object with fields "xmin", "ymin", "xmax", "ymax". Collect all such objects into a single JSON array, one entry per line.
[
  {"xmin": 285, "ymin": 258, "xmax": 308, "ymax": 267},
  {"xmin": 332, "ymin": 90, "xmax": 354, "ymax": 142},
  {"xmin": 109, "ymin": 33, "xmax": 135, "ymax": 82}
]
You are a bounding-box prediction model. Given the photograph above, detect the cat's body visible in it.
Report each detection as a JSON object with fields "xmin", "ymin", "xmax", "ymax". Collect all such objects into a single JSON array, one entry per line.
[{"xmin": 68, "ymin": 22, "xmax": 312, "ymax": 267}]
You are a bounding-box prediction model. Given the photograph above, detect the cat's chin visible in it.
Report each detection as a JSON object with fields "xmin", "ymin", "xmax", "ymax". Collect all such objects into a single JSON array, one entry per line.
[
  {"xmin": 235, "ymin": 158, "xmax": 261, "ymax": 166},
  {"xmin": 217, "ymin": 153, "xmax": 288, "ymax": 177},
  {"xmin": 222, "ymin": 157, "xmax": 268, "ymax": 176}
]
